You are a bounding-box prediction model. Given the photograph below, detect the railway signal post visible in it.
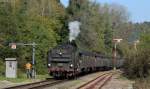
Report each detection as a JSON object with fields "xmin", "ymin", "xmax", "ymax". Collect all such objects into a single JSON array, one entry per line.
[
  {"xmin": 113, "ymin": 38, "xmax": 122, "ymax": 70},
  {"xmin": 134, "ymin": 40, "xmax": 140, "ymax": 51},
  {"xmin": 9, "ymin": 42, "xmax": 38, "ymax": 78}
]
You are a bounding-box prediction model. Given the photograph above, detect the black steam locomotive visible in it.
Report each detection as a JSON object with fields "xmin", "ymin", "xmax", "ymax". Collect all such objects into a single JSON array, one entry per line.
[{"xmin": 47, "ymin": 42, "xmax": 124, "ymax": 78}]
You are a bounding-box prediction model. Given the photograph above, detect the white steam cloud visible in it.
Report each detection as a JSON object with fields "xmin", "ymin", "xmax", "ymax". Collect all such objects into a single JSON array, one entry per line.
[{"xmin": 68, "ymin": 21, "xmax": 81, "ymax": 42}]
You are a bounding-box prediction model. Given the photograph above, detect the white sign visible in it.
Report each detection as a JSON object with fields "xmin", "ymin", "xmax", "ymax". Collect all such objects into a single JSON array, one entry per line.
[
  {"xmin": 11, "ymin": 43, "xmax": 16, "ymax": 49},
  {"xmin": 113, "ymin": 39, "xmax": 123, "ymax": 43}
]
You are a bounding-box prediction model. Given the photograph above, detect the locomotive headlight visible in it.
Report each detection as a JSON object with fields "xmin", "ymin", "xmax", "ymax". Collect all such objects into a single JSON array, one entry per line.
[
  {"xmin": 70, "ymin": 64, "xmax": 73, "ymax": 68},
  {"xmin": 48, "ymin": 64, "xmax": 51, "ymax": 67},
  {"xmin": 59, "ymin": 52, "xmax": 62, "ymax": 55}
]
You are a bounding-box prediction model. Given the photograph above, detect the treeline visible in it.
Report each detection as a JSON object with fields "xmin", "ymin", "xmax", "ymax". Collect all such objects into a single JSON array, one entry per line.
[{"xmin": 0, "ymin": 0, "xmax": 149, "ymax": 76}]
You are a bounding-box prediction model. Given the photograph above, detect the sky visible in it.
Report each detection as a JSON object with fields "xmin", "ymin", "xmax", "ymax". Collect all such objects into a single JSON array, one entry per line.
[{"xmin": 60, "ymin": 0, "xmax": 150, "ymax": 23}]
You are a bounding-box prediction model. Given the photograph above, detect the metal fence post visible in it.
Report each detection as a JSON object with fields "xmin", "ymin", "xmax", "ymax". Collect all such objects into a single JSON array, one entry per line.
[{"xmin": 32, "ymin": 42, "xmax": 36, "ymax": 78}]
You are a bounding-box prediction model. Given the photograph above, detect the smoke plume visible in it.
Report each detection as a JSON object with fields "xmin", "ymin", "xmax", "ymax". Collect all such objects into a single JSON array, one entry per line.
[{"xmin": 68, "ymin": 21, "xmax": 81, "ymax": 42}]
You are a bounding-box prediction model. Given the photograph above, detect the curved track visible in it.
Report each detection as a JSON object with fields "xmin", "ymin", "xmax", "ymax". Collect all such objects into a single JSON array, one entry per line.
[
  {"xmin": 4, "ymin": 79, "xmax": 66, "ymax": 89},
  {"xmin": 77, "ymin": 72, "xmax": 114, "ymax": 89}
]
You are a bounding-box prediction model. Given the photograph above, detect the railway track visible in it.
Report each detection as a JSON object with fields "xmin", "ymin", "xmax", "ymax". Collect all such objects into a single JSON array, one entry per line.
[
  {"xmin": 77, "ymin": 72, "xmax": 114, "ymax": 89},
  {"xmin": 3, "ymin": 71, "xmax": 115, "ymax": 89},
  {"xmin": 3, "ymin": 79, "xmax": 66, "ymax": 89}
]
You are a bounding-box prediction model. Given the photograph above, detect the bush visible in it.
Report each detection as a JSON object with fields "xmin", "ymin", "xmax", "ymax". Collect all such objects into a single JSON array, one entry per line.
[
  {"xmin": 0, "ymin": 59, "xmax": 5, "ymax": 76},
  {"xmin": 133, "ymin": 77, "xmax": 150, "ymax": 89},
  {"xmin": 124, "ymin": 49, "xmax": 150, "ymax": 78}
]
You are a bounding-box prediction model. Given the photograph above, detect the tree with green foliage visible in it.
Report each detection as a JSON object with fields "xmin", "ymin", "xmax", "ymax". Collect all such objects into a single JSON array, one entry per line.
[
  {"xmin": 124, "ymin": 31, "xmax": 150, "ymax": 78},
  {"xmin": 67, "ymin": 0, "xmax": 106, "ymax": 52},
  {"xmin": 67, "ymin": 0, "xmax": 129, "ymax": 55},
  {"xmin": 0, "ymin": 0, "xmax": 63, "ymax": 74}
]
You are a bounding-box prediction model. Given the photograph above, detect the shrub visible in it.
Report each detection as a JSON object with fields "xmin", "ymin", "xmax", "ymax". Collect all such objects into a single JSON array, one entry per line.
[
  {"xmin": 0, "ymin": 59, "xmax": 5, "ymax": 76},
  {"xmin": 124, "ymin": 49, "xmax": 150, "ymax": 78},
  {"xmin": 133, "ymin": 77, "xmax": 150, "ymax": 89}
]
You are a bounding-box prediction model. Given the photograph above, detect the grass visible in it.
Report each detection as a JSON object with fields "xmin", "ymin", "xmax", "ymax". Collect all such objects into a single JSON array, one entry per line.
[
  {"xmin": 0, "ymin": 73, "xmax": 50, "ymax": 83},
  {"xmin": 118, "ymin": 74, "xmax": 129, "ymax": 80}
]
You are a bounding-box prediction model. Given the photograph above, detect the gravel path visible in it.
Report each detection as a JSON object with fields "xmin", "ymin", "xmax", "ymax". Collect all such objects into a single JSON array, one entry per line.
[
  {"xmin": 44, "ymin": 70, "xmax": 134, "ymax": 89},
  {"xmin": 0, "ymin": 80, "xmax": 14, "ymax": 89},
  {"xmin": 0, "ymin": 70, "xmax": 134, "ymax": 89},
  {"xmin": 102, "ymin": 71, "xmax": 134, "ymax": 89},
  {"xmin": 0, "ymin": 79, "xmax": 42, "ymax": 89}
]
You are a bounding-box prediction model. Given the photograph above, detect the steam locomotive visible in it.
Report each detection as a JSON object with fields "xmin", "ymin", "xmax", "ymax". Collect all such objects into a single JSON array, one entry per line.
[{"xmin": 47, "ymin": 41, "xmax": 124, "ymax": 79}]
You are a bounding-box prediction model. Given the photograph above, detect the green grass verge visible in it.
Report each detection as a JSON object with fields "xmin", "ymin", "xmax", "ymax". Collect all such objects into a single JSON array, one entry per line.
[
  {"xmin": 119, "ymin": 74, "xmax": 132, "ymax": 80},
  {"xmin": 0, "ymin": 73, "xmax": 51, "ymax": 83}
]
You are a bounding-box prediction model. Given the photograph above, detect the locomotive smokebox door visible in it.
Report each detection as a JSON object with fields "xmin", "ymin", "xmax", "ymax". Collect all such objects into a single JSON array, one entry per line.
[{"xmin": 5, "ymin": 58, "xmax": 17, "ymax": 78}]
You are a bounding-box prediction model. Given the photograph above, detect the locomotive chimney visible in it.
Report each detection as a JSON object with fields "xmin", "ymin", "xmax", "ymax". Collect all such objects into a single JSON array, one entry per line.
[{"xmin": 70, "ymin": 40, "xmax": 77, "ymax": 47}]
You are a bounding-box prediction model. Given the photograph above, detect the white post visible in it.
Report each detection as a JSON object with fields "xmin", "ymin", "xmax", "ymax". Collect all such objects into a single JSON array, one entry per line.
[
  {"xmin": 113, "ymin": 42, "xmax": 117, "ymax": 70},
  {"xmin": 32, "ymin": 42, "xmax": 36, "ymax": 78},
  {"xmin": 113, "ymin": 38, "xmax": 122, "ymax": 70},
  {"xmin": 134, "ymin": 40, "xmax": 140, "ymax": 51}
]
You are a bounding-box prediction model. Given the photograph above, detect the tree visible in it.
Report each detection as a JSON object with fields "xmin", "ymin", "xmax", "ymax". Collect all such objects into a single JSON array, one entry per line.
[
  {"xmin": 67, "ymin": 1, "xmax": 130, "ymax": 55},
  {"xmin": 0, "ymin": 0, "xmax": 61, "ymax": 74},
  {"xmin": 0, "ymin": 2, "xmax": 19, "ymax": 75},
  {"xmin": 123, "ymin": 28, "xmax": 150, "ymax": 78},
  {"xmin": 67, "ymin": 0, "xmax": 106, "ymax": 52},
  {"xmin": 21, "ymin": 0, "xmax": 67, "ymax": 43}
]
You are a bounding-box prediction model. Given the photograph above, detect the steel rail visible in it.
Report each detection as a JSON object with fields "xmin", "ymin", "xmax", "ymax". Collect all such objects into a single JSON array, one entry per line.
[
  {"xmin": 3, "ymin": 79, "xmax": 65, "ymax": 89},
  {"xmin": 98, "ymin": 74, "xmax": 113, "ymax": 89},
  {"xmin": 77, "ymin": 72, "xmax": 113, "ymax": 89}
]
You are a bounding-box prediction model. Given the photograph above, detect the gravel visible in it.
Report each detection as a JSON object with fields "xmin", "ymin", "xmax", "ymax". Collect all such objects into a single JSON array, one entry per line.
[
  {"xmin": 44, "ymin": 71, "xmax": 110, "ymax": 89},
  {"xmin": 0, "ymin": 79, "xmax": 43, "ymax": 89},
  {"xmin": 102, "ymin": 71, "xmax": 134, "ymax": 89},
  {"xmin": 45, "ymin": 70, "xmax": 134, "ymax": 89},
  {"xmin": 0, "ymin": 70, "xmax": 134, "ymax": 89}
]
